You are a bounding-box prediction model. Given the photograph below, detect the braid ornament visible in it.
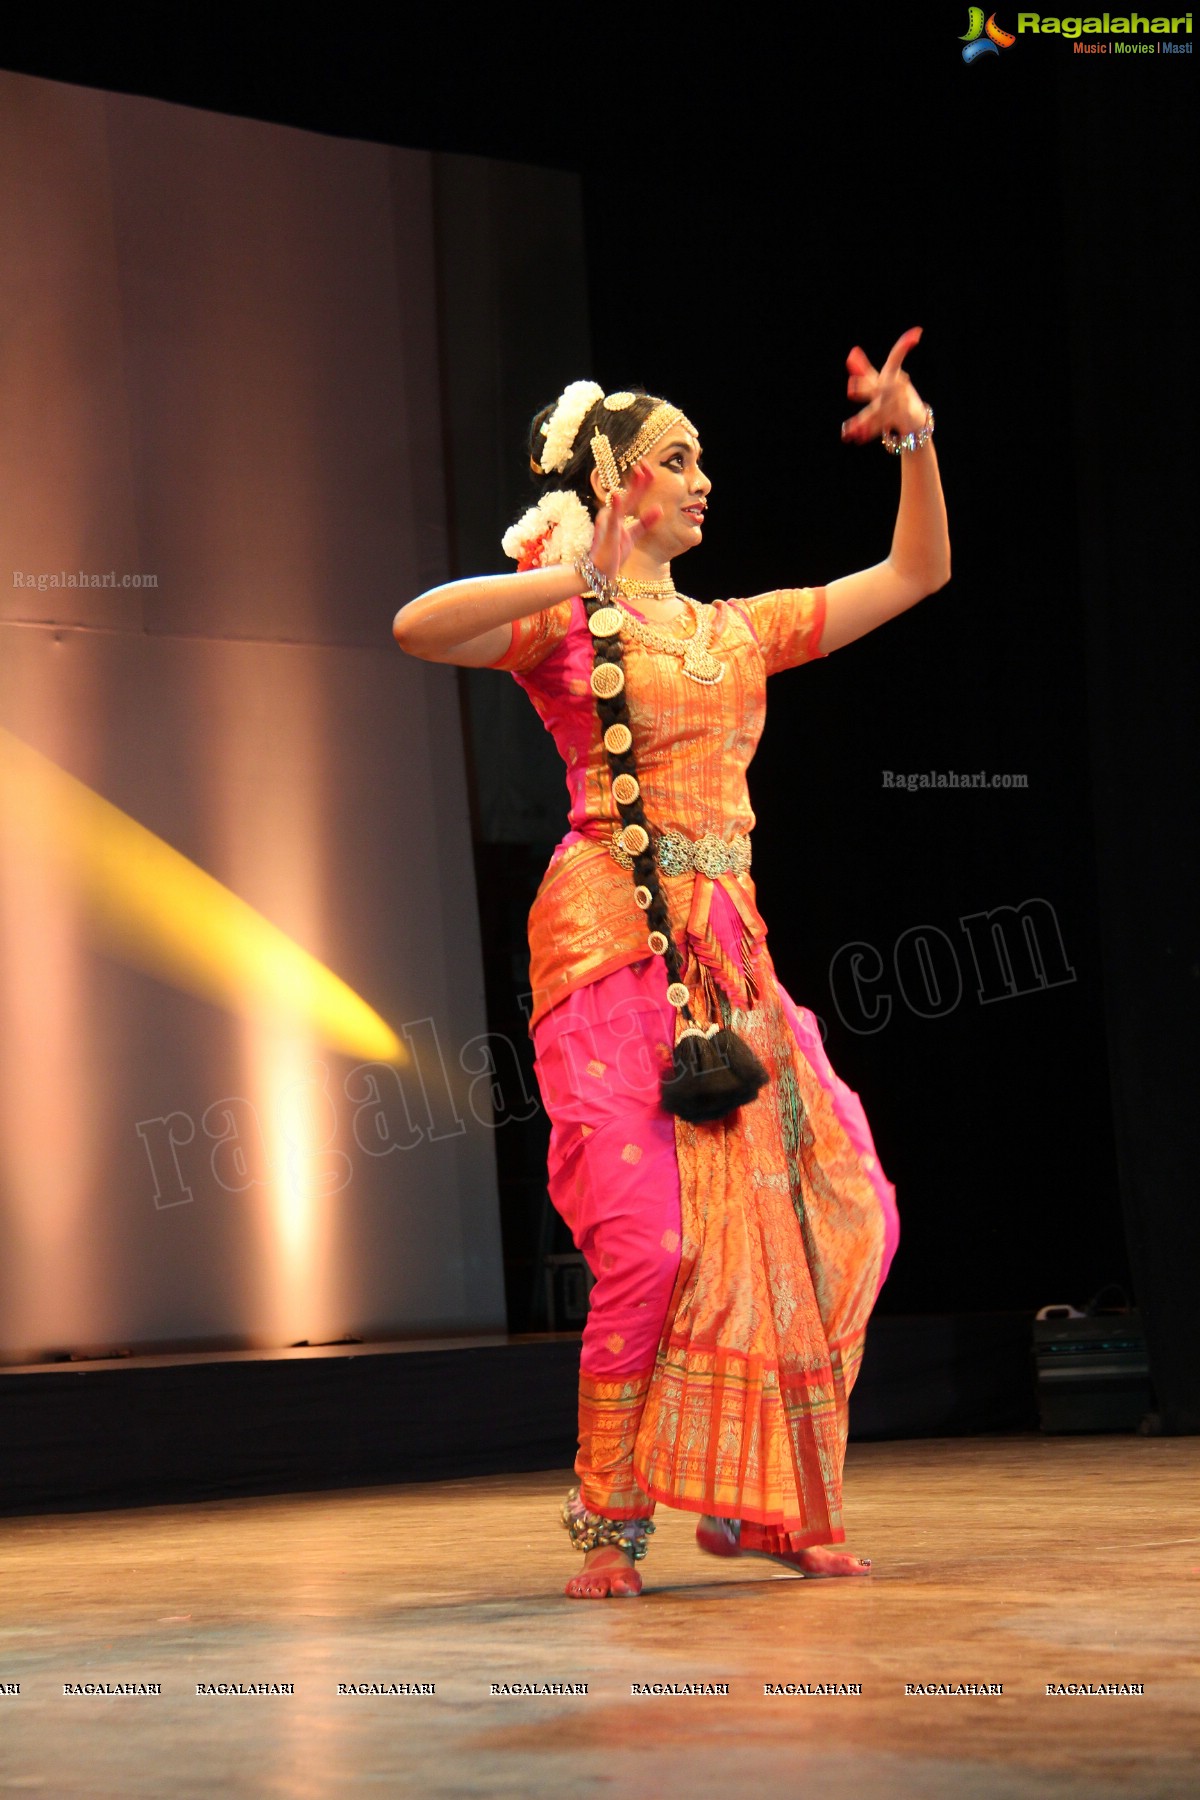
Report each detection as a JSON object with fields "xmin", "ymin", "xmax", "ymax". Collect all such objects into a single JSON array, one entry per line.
[{"xmin": 576, "ymin": 563, "xmax": 769, "ymax": 1123}]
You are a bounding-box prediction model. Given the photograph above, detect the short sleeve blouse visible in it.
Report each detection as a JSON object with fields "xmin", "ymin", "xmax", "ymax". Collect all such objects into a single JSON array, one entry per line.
[
  {"xmin": 487, "ymin": 585, "xmax": 826, "ymax": 1023},
  {"xmin": 490, "ymin": 586, "xmax": 825, "ymax": 678}
]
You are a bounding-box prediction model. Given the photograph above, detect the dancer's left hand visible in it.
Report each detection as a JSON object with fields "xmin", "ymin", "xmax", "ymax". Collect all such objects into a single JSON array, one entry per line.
[{"xmin": 841, "ymin": 328, "xmax": 929, "ymax": 445}]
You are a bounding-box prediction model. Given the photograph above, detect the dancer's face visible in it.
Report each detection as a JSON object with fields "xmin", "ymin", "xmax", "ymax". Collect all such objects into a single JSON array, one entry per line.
[{"xmin": 626, "ymin": 431, "xmax": 711, "ymax": 562}]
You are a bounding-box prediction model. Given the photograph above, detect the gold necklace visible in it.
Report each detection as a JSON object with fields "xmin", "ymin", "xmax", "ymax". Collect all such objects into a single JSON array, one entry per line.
[
  {"xmin": 616, "ymin": 598, "xmax": 725, "ymax": 685},
  {"xmin": 614, "ymin": 571, "xmax": 694, "ymax": 634},
  {"xmin": 614, "ymin": 575, "xmax": 677, "ymax": 602}
]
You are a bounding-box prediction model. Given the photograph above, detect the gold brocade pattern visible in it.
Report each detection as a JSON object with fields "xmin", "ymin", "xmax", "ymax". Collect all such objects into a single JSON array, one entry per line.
[
  {"xmin": 526, "ymin": 846, "xmax": 770, "ymax": 1024},
  {"xmin": 498, "ymin": 582, "xmax": 889, "ymax": 1547},
  {"xmin": 576, "ymin": 1369, "xmax": 656, "ymax": 1518},
  {"xmin": 494, "ymin": 588, "xmax": 826, "ymax": 1027},
  {"xmin": 630, "ymin": 957, "xmax": 886, "ymax": 1541}
]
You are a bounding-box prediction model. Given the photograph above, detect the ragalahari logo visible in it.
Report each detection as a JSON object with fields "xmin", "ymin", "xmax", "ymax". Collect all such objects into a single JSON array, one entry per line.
[{"xmin": 961, "ymin": 8, "xmax": 1017, "ymax": 58}]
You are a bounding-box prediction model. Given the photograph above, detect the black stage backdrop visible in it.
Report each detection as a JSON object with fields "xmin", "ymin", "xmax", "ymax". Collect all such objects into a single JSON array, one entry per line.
[{"xmin": 1, "ymin": 14, "xmax": 1194, "ymax": 1427}]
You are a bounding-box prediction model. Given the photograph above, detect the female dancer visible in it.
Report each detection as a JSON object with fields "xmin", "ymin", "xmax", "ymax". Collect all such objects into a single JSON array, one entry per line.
[{"xmin": 393, "ymin": 330, "xmax": 949, "ymax": 1598}]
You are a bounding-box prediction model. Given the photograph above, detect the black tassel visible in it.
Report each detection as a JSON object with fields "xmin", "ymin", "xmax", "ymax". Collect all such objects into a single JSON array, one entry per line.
[{"xmin": 660, "ymin": 1027, "xmax": 769, "ymax": 1123}]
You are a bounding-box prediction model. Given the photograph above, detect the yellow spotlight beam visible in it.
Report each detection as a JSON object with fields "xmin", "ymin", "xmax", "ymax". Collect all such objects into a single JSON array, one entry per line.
[{"xmin": 0, "ymin": 727, "xmax": 404, "ymax": 1064}]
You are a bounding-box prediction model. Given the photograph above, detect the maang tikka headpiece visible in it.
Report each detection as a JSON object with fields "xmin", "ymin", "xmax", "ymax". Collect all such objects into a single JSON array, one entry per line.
[{"xmin": 591, "ymin": 395, "xmax": 699, "ymax": 501}]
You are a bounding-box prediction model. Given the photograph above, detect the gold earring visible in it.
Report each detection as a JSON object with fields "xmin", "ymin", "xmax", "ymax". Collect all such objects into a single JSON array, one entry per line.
[{"xmin": 591, "ymin": 430, "xmax": 621, "ymax": 499}]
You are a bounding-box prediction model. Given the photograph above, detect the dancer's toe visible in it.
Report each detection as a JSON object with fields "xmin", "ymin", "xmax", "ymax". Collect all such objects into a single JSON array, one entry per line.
[
  {"xmin": 564, "ymin": 1546, "xmax": 643, "ymax": 1599},
  {"xmin": 794, "ymin": 1545, "xmax": 872, "ymax": 1577},
  {"xmin": 564, "ymin": 1572, "xmax": 609, "ymax": 1599}
]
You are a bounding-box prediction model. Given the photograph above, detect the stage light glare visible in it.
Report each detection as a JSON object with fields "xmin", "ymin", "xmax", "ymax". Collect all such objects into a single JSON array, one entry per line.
[{"xmin": 0, "ymin": 727, "xmax": 403, "ymax": 1063}]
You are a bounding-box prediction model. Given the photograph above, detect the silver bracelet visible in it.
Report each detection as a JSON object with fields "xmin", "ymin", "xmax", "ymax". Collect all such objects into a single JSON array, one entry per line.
[
  {"xmin": 573, "ymin": 555, "xmax": 618, "ymax": 603},
  {"xmin": 882, "ymin": 405, "xmax": 935, "ymax": 455}
]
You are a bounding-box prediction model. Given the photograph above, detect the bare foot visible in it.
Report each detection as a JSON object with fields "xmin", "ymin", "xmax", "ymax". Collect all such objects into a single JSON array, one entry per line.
[
  {"xmin": 564, "ymin": 1544, "xmax": 643, "ymax": 1599},
  {"xmin": 696, "ymin": 1517, "xmax": 871, "ymax": 1577},
  {"xmin": 788, "ymin": 1545, "xmax": 872, "ymax": 1577}
]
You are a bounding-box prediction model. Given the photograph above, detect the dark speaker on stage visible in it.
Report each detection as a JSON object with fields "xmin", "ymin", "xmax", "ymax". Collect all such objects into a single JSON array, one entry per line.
[
  {"xmin": 1033, "ymin": 1302, "xmax": 1153, "ymax": 1433},
  {"xmin": 541, "ymin": 1251, "xmax": 595, "ymax": 1332}
]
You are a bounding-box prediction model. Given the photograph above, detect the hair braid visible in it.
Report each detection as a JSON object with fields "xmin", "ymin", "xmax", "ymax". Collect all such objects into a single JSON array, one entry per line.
[
  {"xmin": 582, "ymin": 589, "xmax": 768, "ymax": 1122},
  {"xmin": 585, "ymin": 599, "xmax": 691, "ymax": 1011}
]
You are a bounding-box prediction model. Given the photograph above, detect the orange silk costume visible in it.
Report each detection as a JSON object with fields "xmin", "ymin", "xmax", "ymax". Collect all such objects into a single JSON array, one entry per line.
[{"xmin": 492, "ymin": 587, "xmax": 899, "ymax": 1551}]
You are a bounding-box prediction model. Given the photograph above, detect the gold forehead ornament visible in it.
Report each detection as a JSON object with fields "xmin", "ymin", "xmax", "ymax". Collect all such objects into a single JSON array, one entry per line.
[
  {"xmin": 617, "ymin": 404, "xmax": 698, "ymax": 473},
  {"xmin": 590, "ymin": 400, "xmax": 699, "ymax": 497}
]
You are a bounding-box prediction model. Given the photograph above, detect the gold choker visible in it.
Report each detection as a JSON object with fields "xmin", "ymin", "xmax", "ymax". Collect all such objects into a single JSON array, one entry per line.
[{"xmin": 614, "ymin": 575, "xmax": 677, "ymax": 602}]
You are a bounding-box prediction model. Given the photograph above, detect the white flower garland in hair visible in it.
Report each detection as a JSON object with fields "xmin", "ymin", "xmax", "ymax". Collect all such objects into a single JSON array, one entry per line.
[
  {"xmin": 501, "ymin": 489, "xmax": 594, "ymax": 569},
  {"xmin": 537, "ymin": 379, "xmax": 604, "ymax": 474}
]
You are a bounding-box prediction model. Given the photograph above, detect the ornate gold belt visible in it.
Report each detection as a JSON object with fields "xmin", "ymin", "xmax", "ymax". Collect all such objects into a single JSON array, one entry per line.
[{"xmin": 608, "ymin": 826, "xmax": 752, "ymax": 879}]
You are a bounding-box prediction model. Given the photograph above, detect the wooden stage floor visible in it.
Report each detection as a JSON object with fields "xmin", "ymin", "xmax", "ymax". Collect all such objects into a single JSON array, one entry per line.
[{"xmin": 1, "ymin": 1435, "xmax": 1196, "ymax": 1799}]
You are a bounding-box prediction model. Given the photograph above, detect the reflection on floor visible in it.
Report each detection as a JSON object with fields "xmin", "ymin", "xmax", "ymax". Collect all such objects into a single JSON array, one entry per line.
[{"xmin": 1, "ymin": 1435, "xmax": 1197, "ymax": 1800}]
